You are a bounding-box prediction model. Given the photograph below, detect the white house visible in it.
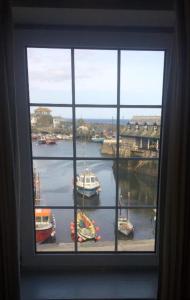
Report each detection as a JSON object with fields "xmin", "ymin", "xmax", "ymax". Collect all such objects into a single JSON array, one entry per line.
[{"xmin": 53, "ymin": 116, "xmax": 65, "ymax": 128}]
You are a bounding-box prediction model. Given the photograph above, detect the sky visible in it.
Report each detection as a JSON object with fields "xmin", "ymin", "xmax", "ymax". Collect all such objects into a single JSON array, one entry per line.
[{"xmin": 27, "ymin": 48, "xmax": 164, "ymax": 119}]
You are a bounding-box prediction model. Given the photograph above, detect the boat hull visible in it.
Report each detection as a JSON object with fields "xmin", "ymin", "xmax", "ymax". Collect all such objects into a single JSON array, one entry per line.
[
  {"xmin": 118, "ymin": 218, "xmax": 134, "ymax": 237},
  {"xmin": 91, "ymin": 138, "xmax": 104, "ymax": 143},
  {"xmin": 76, "ymin": 186, "xmax": 100, "ymax": 198},
  {"xmin": 36, "ymin": 226, "xmax": 55, "ymax": 243},
  {"xmin": 38, "ymin": 140, "xmax": 46, "ymax": 145},
  {"xmin": 71, "ymin": 211, "xmax": 99, "ymax": 242},
  {"xmin": 46, "ymin": 140, "xmax": 56, "ymax": 145}
]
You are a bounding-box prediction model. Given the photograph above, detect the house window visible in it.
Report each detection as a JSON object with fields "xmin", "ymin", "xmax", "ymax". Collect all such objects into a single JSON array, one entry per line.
[
  {"xmin": 27, "ymin": 47, "xmax": 164, "ymax": 253},
  {"xmin": 15, "ymin": 29, "xmax": 171, "ymax": 267}
]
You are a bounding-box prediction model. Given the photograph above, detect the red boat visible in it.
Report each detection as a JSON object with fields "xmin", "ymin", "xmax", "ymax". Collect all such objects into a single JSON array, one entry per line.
[
  {"xmin": 46, "ymin": 138, "xmax": 56, "ymax": 145},
  {"xmin": 35, "ymin": 208, "xmax": 56, "ymax": 243}
]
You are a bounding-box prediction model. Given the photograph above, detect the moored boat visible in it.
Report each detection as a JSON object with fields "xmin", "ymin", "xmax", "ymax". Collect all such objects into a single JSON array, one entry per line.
[
  {"xmin": 35, "ymin": 208, "xmax": 56, "ymax": 243},
  {"xmin": 91, "ymin": 135, "xmax": 104, "ymax": 143},
  {"xmin": 118, "ymin": 194, "xmax": 134, "ymax": 237},
  {"xmin": 76, "ymin": 169, "xmax": 101, "ymax": 198},
  {"xmin": 70, "ymin": 210, "xmax": 101, "ymax": 242},
  {"xmin": 38, "ymin": 136, "xmax": 46, "ymax": 144},
  {"xmin": 46, "ymin": 138, "xmax": 56, "ymax": 145},
  {"xmin": 32, "ymin": 133, "xmax": 38, "ymax": 141},
  {"xmin": 118, "ymin": 217, "xmax": 134, "ymax": 237}
]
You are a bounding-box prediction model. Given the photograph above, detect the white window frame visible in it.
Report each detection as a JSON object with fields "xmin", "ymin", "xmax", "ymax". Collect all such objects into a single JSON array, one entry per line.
[{"xmin": 15, "ymin": 28, "xmax": 172, "ymax": 269}]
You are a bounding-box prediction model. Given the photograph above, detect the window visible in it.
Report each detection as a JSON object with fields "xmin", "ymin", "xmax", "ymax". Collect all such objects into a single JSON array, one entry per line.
[{"xmin": 16, "ymin": 29, "xmax": 171, "ymax": 268}]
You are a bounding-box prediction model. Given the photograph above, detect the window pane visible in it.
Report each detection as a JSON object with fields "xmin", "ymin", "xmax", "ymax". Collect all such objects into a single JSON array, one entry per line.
[
  {"xmin": 28, "ymin": 47, "xmax": 164, "ymax": 255},
  {"xmin": 33, "ymin": 160, "xmax": 73, "ymax": 206},
  {"xmin": 76, "ymin": 160, "xmax": 116, "ymax": 207},
  {"xmin": 77, "ymin": 209, "xmax": 115, "ymax": 252},
  {"xmin": 36, "ymin": 209, "xmax": 75, "ymax": 252},
  {"xmin": 120, "ymin": 50, "xmax": 164, "ymax": 105},
  {"xmin": 31, "ymin": 106, "xmax": 73, "ymax": 157},
  {"xmin": 27, "ymin": 48, "xmax": 72, "ymax": 104},
  {"xmin": 76, "ymin": 108, "xmax": 116, "ymax": 157},
  {"xmin": 117, "ymin": 208, "xmax": 155, "ymax": 251},
  {"xmin": 75, "ymin": 49, "xmax": 117, "ymax": 104},
  {"xmin": 120, "ymin": 108, "xmax": 161, "ymax": 158},
  {"xmin": 118, "ymin": 160, "xmax": 158, "ymax": 207}
]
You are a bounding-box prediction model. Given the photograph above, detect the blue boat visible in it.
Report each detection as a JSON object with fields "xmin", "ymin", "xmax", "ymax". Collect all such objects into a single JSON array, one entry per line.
[{"xmin": 91, "ymin": 135, "xmax": 104, "ymax": 143}]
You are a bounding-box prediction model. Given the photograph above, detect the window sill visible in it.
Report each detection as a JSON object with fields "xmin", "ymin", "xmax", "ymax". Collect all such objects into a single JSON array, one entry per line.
[{"xmin": 21, "ymin": 269, "xmax": 158, "ymax": 299}]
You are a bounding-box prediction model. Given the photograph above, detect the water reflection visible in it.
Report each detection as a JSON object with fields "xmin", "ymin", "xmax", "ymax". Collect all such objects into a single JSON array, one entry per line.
[
  {"xmin": 33, "ymin": 142, "xmax": 157, "ymax": 252},
  {"xmin": 118, "ymin": 208, "xmax": 155, "ymax": 251},
  {"xmin": 77, "ymin": 194, "xmax": 100, "ymax": 208},
  {"xmin": 119, "ymin": 173, "xmax": 158, "ymax": 207}
]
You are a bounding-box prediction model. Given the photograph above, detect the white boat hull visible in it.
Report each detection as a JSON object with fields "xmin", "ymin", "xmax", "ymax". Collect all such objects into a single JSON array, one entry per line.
[
  {"xmin": 118, "ymin": 218, "xmax": 134, "ymax": 237},
  {"xmin": 76, "ymin": 186, "xmax": 100, "ymax": 198}
]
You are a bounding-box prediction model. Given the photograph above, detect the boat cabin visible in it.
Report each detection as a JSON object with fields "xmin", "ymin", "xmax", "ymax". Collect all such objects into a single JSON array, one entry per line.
[
  {"xmin": 79, "ymin": 174, "xmax": 99, "ymax": 184},
  {"xmin": 35, "ymin": 209, "xmax": 52, "ymax": 228}
]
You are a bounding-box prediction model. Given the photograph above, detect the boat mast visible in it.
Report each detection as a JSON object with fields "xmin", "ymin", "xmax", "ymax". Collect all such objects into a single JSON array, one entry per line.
[
  {"xmin": 126, "ymin": 191, "xmax": 130, "ymax": 219},
  {"xmin": 34, "ymin": 168, "xmax": 41, "ymax": 205},
  {"xmin": 82, "ymin": 172, "xmax": 85, "ymax": 212},
  {"xmin": 119, "ymin": 193, "xmax": 122, "ymax": 217}
]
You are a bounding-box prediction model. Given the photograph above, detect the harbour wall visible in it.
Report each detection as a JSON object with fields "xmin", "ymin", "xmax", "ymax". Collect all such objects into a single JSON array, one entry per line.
[{"xmin": 101, "ymin": 142, "xmax": 158, "ymax": 177}]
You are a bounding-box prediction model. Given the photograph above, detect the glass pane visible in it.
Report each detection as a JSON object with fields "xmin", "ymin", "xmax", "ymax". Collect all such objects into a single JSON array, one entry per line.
[
  {"xmin": 77, "ymin": 209, "xmax": 115, "ymax": 251},
  {"xmin": 33, "ymin": 160, "xmax": 73, "ymax": 206},
  {"xmin": 76, "ymin": 160, "xmax": 116, "ymax": 207},
  {"xmin": 31, "ymin": 106, "xmax": 73, "ymax": 157},
  {"xmin": 120, "ymin": 50, "xmax": 164, "ymax": 105},
  {"xmin": 76, "ymin": 107, "xmax": 116, "ymax": 157},
  {"xmin": 36, "ymin": 209, "xmax": 75, "ymax": 252},
  {"xmin": 118, "ymin": 160, "xmax": 158, "ymax": 207},
  {"xmin": 120, "ymin": 108, "xmax": 161, "ymax": 158},
  {"xmin": 27, "ymin": 48, "xmax": 72, "ymax": 104},
  {"xmin": 117, "ymin": 208, "xmax": 155, "ymax": 251},
  {"xmin": 75, "ymin": 49, "xmax": 117, "ymax": 104}
]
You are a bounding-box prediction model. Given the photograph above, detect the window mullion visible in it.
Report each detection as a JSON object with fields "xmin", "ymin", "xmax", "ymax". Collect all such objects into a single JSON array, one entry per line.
[
  {"xmin": 114, "ymin": 50, "xmax": 121, "ymax": 251},
  {"xmin": 71, "ymin": 48, "xmax": 78, "ymax": 252}
]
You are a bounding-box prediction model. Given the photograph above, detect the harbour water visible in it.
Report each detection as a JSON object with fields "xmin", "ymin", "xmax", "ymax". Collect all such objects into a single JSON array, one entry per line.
[{"xmin": 33, "ymin": 140, "xmax": 156, "ymax": 250}]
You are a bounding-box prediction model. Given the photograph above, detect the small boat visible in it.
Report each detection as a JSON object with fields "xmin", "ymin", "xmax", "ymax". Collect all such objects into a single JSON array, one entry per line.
[
  {"xmin": 32, "ymin": 133, "xmax": 38, "ymax": 141},
  {"xmin": 33, "ymin": 169, "xmax": 41, "ymax": 205},
  {"xmin": 76, "ymin": 169, "xmax": 101, "ymax": 198},
  {"xmin": 35, "ymin": 208, "xmax": 56, "ymax": 243},
  {"xmin": 118, "ymin": 217, "xmax": 134, "ymax": 237},
  {"xmin": 91, "ymin": 135, "xmax": 104, "ymax": 143},
  {"xmin": 118, "ymin": 194, "xmax": 134, "ymax": 237},
  {"xmin": 38, "ymin": 137, "xmax": 46, "ymax": 144},
  {"xmin": 56, "ymin": 134, "xmax": 64, "ymax": 140},
  {"xmin": 70, "ymin": 210, "xmax": 101, "ymax": 242},
  {"xmin": 46, "ymin": 138, "xmax": 56, "ymax": 145}
]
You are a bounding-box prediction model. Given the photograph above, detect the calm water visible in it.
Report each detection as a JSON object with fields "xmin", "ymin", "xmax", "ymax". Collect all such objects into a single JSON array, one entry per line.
[{"xmin": 33, "ymin": 140, "xmax": 156, "ymax": 244}]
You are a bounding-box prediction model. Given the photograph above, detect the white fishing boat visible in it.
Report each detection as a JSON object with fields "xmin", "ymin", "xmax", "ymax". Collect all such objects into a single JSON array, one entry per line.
[{"xmin": 76, "ymin": 169, "xmax": 101, "ymax": 198}]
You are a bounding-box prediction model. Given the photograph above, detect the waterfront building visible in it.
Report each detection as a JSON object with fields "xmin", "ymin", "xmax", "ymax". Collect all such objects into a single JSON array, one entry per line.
[
  {"xmin": 131, "ymin": 115, "xmax": 161, "ymax": 125},
  {"xmin": 34, "ymin": 107, "xmax": 52, "ymax": 116},
  {"xmin": 53, "ymin": 116, "xmax": 65, "ymax": 128},
  {"xmin": 32, "ymin": 107, "xmax": 53, "ymax": 128},
  {"xmin": 120, "ymin": 122, "xmax": 160, "ymax": 157},
  {"xmin": 31, "ymin": 114, "xmax": 37, "ymax": 126},
  {"xmin": 77, "ymin": 125, "xmax": 89, "ymax": 134}
]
